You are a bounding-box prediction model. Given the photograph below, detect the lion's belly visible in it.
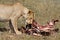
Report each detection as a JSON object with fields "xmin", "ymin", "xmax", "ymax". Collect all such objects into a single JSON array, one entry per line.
[{"xmin": 0, "ymin": 6, "xmax": 13, "ymax": 21}]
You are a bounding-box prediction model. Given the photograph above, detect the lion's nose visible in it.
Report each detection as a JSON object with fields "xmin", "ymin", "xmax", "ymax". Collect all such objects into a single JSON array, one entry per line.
[{"xmin": 26, "ymin": 19, "xmax": 33, "ymax": 24}]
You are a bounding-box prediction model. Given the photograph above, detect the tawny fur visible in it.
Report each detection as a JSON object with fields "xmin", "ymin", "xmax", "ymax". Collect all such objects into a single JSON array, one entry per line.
[{"xmin": 0, "ymin": 2, "xmax": 34, "ymax": 35}]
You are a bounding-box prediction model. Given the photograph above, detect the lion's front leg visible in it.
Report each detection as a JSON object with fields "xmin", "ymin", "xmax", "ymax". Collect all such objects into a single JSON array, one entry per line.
[{"xmin": 10, "ymin": 18, "xmax": 22, "ymax": 35}]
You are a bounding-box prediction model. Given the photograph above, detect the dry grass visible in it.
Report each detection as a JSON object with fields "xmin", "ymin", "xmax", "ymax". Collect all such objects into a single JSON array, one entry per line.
[{"xmin": 0, "ymin": 0, "xmax": 60, "ymax": 40}]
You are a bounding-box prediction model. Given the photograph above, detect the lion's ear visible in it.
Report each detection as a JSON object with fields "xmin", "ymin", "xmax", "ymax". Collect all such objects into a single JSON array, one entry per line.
[
  {"xmin": 28, "ymin": 10, "xmax": 34, "ymax": 14},
  {"xmin": 29, "ymin": 10, "xmax": 32, "ymax": 13}
]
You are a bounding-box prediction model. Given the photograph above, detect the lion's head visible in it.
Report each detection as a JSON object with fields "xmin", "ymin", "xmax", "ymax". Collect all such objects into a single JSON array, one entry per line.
[{"xmin": 25, "ymin": 10, "xmax": 34, "ymax": 24}]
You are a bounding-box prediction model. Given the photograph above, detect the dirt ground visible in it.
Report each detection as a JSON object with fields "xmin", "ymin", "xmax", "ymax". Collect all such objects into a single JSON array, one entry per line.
[{"xmin": 0, "ymin": 31, "xmax": 60, "ymax": 40}]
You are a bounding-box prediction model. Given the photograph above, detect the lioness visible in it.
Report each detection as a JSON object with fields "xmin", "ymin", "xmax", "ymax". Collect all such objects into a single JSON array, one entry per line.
[{"xmin": 0, "ymin": 3, "xmax": 34, "ymax": 35}]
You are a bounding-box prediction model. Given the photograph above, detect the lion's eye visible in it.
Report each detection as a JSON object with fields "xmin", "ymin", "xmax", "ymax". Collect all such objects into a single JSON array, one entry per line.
[{"xmin": 30, "ymin": 18, "xmax": 32, "ymax": 19}]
